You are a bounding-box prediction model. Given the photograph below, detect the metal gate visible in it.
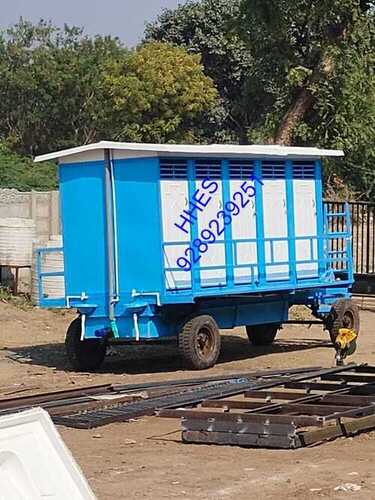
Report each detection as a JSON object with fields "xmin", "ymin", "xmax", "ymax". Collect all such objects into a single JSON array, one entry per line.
[{"xmin": 325, "ymin": 200, "xmax": 375, "ymax": 293}]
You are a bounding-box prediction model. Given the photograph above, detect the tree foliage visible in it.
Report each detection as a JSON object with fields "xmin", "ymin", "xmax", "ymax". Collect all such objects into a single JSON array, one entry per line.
[
  {"xmin": 0, "ymin": 20, "xmax": 124, "ymax": 156},
  {"xmin": 239, "ymin": 0, "xmax": 374, "ymax": 142},
  {"xmin": 145, "ymin": 0, "xmax": 252, "ymax": 142},
  {"xmin": 0, "ymin": 20, "xmax": 217, "ymax": 159},
  {"xmin": 0, "ymin": 143, "xmax": 57, "ymax": 191},
  {"xmin": 103, "ymin": 42, "xmax": 217, "ymax": 143},
  {"xmin": 0, "ymin": 7, "xmax": 374, "ymax": 198},
  {"xmin": 238, "ymin": 0, "xmax": 375, "ymax": 195},
  {"xmin": 147, "ymin": 0, "xmax": 375, "ymax": 198}
]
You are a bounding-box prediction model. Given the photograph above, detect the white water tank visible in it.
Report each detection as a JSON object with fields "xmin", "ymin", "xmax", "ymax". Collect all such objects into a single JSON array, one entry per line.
[{"xmin": 0, "ymin": 218, "xmax": 36, "ymax": 266}]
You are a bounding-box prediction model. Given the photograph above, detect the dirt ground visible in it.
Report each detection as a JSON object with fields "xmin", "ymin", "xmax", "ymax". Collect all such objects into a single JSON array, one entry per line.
[{"xmin": 1, "ymin": 300, "xmax": 375, "ymax": 500}]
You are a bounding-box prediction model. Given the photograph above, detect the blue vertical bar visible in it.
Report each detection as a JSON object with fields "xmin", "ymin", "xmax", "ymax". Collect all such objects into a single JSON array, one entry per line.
[
  {"xmin": 221, "ymin": 159, "xmax": 234, "ymax": 288},
  {"xmin": 187, "ymin": 159, "xmax": 200, "ymax": 292},
  {"xmin": 285, "ymin": 160, "xmax": 297, "ymax": 284},
  {"xmin": 36, "ymin": 249, "xmax": 43, "ymax": 305},
  {"xmin": 254, "ymin": 159, "xmax": 266, "ymax": 286},
  {"xmin": 315, "ymin": 160, "xmax": 325, "ymax": 276}
]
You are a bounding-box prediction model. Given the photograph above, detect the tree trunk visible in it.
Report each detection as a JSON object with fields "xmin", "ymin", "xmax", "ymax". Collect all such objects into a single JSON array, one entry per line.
[
  {"xmin": 274, "ymin": 53, "xmax": 335, "ymax": 146},
  {"xmin": 274, "ymin": 88, "xmax": 314, "ymax": 145}
]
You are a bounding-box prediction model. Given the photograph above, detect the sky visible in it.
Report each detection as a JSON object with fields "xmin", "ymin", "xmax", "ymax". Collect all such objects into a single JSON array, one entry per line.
[{"xmin": 1, "ymin": 0, "xmax": 187, "ymax": 46}]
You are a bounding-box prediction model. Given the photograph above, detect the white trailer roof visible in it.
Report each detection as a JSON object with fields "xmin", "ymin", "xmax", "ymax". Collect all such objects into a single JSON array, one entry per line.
[{"xmin": 34, "ymin": 140, "xmax": 344, "ymax": 163}]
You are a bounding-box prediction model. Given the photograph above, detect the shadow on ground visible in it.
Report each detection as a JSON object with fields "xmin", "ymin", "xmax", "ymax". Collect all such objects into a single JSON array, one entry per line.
[{"xmin": 3, "ymin": 334, "xmax": 332, "ymax": 374}]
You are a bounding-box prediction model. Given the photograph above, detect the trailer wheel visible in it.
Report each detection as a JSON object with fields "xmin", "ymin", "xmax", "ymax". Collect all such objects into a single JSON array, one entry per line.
[
  {"xmin": 246, "ymin": 324, "xmax": 279, "ymax": 346},
  {"xmin": 178, "ymin": 315, "xmax": 221, "ymax": 370},
  {"xmin": 326, "ymin": 299, "xmax": 360, "ymax": 345},
  {"xmin": 65, "ymin": 317, "xmax": 107, "ymax": 372}
]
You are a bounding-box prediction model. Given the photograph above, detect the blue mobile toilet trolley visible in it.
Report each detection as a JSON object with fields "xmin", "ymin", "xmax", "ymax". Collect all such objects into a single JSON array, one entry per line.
[{"xmin": 34, "ymin": 142, "xmax": 359, "ymax": 371}]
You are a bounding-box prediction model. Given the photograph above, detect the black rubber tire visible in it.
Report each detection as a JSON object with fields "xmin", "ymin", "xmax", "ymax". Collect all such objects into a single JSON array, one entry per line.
[
  {"xmin": 65, "ymin": 317, "xmax": 107, "ymax": 371},
  {"xmin": 326, "ymin": 298, "xmax": 360, "ymax": 345},
  {"xmin": 178, "ymin": 315, "xmax": 221, "ymax": 370},
  {"xmin": 246, "ymin": 324, "xmax": 279, "ymax": 346}
]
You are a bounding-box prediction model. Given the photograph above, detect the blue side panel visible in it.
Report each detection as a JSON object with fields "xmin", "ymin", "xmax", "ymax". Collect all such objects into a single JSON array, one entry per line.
[
  {"xmin": 114, "ymin": 157, "xmax": 163, "ymax": 298},
  {"xmin": 59, "ymin": 161, "xmax": 108, "ymax": 313}
]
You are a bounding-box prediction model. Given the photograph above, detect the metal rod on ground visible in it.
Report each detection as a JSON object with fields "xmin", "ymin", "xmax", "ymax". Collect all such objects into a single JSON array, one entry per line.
[{"xmin": 53, "ymin": 365, "xmax": 361, "ymax": 429}]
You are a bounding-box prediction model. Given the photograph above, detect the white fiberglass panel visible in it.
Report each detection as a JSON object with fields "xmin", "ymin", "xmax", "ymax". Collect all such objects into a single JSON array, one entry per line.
[
  {"xmin": 293, "ymin": 179, "xmax": 318, "ymax": 277},
  {"xmin": 229, "ymin": 179, "xmax": 258, "ymax": 284},
  {"xmin": 0, "ymin": 408, "xmax": 95, "ymax": 500},
  {"xmin": 196, "ymin": 180, "xmax": 226, "ymax": 287},
  {"xmin": 262, "ymin": 180, "xmax": 289, "ymax": 280},
  {"xmin": 160, "ymin": 180, "xmax": 191, "ymax": 289}
]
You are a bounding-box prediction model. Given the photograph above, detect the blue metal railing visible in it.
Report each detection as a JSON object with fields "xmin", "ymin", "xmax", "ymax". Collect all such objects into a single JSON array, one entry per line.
[
  {"xmin": 163, "ymin": 202, "xmax": 353, "ymax": 292},
  {"xmin": 35, "ymin": 247, "xmax": 65, "ymax": 307}
]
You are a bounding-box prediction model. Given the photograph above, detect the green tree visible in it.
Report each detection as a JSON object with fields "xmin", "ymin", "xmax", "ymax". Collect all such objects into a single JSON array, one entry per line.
[
  {"xmin": 103, "ymin": 42, "xmax": 218, "ymax": 143},
  {"xmin": 0, "ymin": 19, "xmax": 125, "ymax": 156},
  {"xmin": 147, "ymin": 0, "xmax": 375, "ymax": 197},
  {"xmin": 145, "ymin": 0, "xmax": 252, "ymax": 142},
  {"xmin": 0, "ymin": 20, "xmax": 218, "ymax": 157},
  {"xmin": 239, "ymin": 0, "xmax": 374, "ymax": 146},
  {"xmin": 0, "ymin": 143, "xmax": 57, "ymax": 191},
  {"xmin": 238, "ymin": 0, "xmax": 375, "ymax": 197}
]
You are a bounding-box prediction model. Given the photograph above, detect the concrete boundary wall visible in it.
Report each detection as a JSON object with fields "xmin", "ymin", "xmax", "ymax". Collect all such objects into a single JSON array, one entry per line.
[{"xmin": 0, "ymin": 189, "xmax": 60, "ymax": 241}]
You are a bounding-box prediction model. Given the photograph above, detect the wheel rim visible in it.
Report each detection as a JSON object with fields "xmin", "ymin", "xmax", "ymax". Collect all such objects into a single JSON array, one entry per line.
[
  {"xmin": 196, "ymin": 326, "xmax": 215, "ymax": 359},
  {"xmin": 343, "ymin": 310, "xmax": 354, "ymax": 329}
]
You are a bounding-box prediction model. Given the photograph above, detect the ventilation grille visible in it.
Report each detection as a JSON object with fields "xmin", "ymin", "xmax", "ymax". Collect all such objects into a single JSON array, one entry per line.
[
  {"xmin": 195, "ymin": 159, "xmax": 222, "ymax": 179},
  {"xmin": 262, "ymin": 160, "xmax": 285, "ymax": 179},
  {"xmin": 229, "ymin": 160, "xmax": 254, "ymax": 179},
  {"xmin": 160, "ymin": 159, "xmax": 188, "ymax": 179},
  {"xmin": 293, "ymin": 161, "xmax": 315, "ymax": 179}
]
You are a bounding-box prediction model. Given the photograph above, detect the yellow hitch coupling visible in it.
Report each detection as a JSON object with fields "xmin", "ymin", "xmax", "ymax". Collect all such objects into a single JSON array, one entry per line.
[{"xmin": 334, "ymin": 328, "xmax": 358, "ymax": 366}]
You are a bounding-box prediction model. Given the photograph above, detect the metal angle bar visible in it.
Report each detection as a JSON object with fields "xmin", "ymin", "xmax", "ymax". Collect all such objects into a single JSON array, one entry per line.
[
  {"xmin": 244, "ymin": 390, "xmax": 375, "ymax": 406},
  {"xmin": 110, "ymin": 366, "xmax": 322, "ymax": 393},
  {"xmin": 55, "ymin": 365, "xmax": 361, "ymax": 429},
  {"xmin": 181, "ymin": 430, "xmax": 300, "ymax": 449},
  {"xmin": 0, "ymin": 395, "xmax": 96, "ymax": 416},
  {"xmin": 54, "ymin": 379, "xmax": 271, "ymax": 428},
  {"xmin": 321, "ymin": 402, "xmax": 375, "ymax": 422},
  {"xmin": 235, "ymin": 368, "xmax": 375, "ymax": 418},
  {"xmin": 157, "ymin": 409, "xmax": 320, "ymax": 427},
  {"xmin": 0, "ymin": 383, "xmax": 112, "ymax": 410},
  {"xmin": 283, "ymin": 320, "xmax": 323, "ymax": 324},
  {"xmin": 285, "ymin": 382, "xmax": 354, "ymax": 391},
  {"xmin": 201, "ymin": 399, "xmax": 357, "ymax": 415},
  {"xmin": 220, "ymin": 372, "xmax": 363, "ymax": 416},
  {"xmin": 299, "ymin": 414, "xmax": 375, "ymax": 447},
  {"xmin": 321, "ymin": 374, "xmax": 375, "ymax": 383},
  {"xmin": 181, "ymin": 418, "xmax": 296, "ymax": 436},
  {"xmin": 354, "ymin": 366, "xmax": 375, "ymax": 374},
  {"xmin": 47, "ymin": 396, "xmax": 140, "ymax": 417}
]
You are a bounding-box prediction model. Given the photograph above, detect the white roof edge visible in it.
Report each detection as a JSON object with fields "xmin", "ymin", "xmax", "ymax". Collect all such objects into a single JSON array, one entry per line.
[{"xmin": 34, "ymin": 140, "xmax": 344, "ymax": 163}]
